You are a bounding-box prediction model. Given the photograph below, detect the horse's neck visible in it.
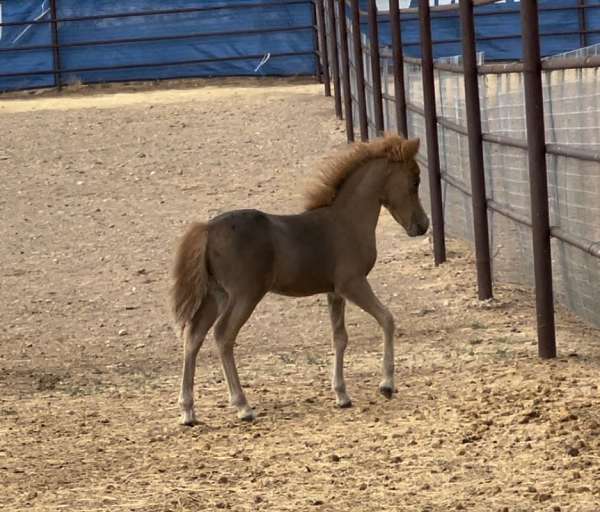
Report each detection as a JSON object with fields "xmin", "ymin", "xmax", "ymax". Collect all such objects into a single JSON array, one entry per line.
[{"xmin": 332, "ymin": 159, "xmax": 387, "ymax": 235}]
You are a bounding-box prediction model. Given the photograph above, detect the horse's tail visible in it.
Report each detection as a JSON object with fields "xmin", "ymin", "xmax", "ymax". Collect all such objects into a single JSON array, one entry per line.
[{"xmin": 171, "ymin": 222, "xmax": 210, "ymax": 332}]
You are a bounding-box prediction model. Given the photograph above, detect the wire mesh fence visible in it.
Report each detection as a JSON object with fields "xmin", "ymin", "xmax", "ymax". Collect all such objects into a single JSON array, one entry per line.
[{"xmin": 324, "ymin": 0, "xmax": 600, "ymax": 331}]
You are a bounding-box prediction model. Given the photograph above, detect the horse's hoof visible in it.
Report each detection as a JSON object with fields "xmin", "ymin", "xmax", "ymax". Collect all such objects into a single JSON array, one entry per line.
[
  {"xmin": 238, "ymin": 408, "xmax": 256, "ymax": 422},
  {"xmin": 180, "ymin": 412, "xmax": 199, "ymax": 426},
  {"xmin": 337, "ymin": 398, "xmax": 353, "ymax": 409},
  {"xmin": 379, "ymin": 384, "xmax": 394, "ymax": 400}
]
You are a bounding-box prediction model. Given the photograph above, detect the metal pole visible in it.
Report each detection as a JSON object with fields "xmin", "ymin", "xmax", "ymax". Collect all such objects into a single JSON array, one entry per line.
[
  {"xmin": 312, "ymin": 0, "xmax": 324, "ymax": 83},
  {"xmin": 350, "ymin": 0, "xmax": 369, "ymax": 141},
  {"xmin": 418, "ymin": 0, "xmax": 446, "ymax": 265},
  {"xmin": 459, "ymin": 0, "xmax": 493, "ymax": 300},
  {"xmin": 389, "ymin": 0, "xmax": 408, "ymax": 137},
  {"xmin": 49, "ymin": 0, "xmax": 62, "ymax": 90},
  {"xmin": 327, "ymin": 0, "xmax": 343, "ymax": 119},
  {"xmin": 338, "ymin": 0, "xmax": 355, "ymax": 142},
  {"xmin": 578, "ymin": 0, "xmax": 588, "ymax": 48},
  {"xmin": 316, "ymin": 0, "xmax": 332, "ymax": 96},
  {"xmin": 367, "ymin": 0, "xmax": 384, "ymax": 135},
  {"xmin": 521, "ymin": 0, "xmax": 557, "ymax": 359}
]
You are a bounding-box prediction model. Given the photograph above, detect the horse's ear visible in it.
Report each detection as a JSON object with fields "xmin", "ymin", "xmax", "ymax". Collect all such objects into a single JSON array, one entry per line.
[{"xmin": 401, "ymin": 138, "xmax": 420, "ymax": 161}]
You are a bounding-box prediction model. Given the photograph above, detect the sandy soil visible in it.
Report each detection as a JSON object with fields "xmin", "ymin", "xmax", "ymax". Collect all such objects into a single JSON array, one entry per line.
[{"xmin": 1, "ymin": 78, "xmax": 599, "ymax": 512}]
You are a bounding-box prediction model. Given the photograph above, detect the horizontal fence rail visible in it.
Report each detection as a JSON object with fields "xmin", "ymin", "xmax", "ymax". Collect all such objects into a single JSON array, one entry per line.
[{"xmin": 321, "ymin": 0, "xmax": 600, "ymax": 356}]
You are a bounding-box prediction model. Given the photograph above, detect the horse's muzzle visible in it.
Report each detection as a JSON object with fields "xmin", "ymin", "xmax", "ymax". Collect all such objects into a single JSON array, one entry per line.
[{"xmin": 408, "ymin": 214, "xmax": 429, "ymax": 237}]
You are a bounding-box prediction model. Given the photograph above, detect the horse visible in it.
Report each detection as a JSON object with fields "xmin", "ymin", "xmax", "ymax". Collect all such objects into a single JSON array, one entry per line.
[{"xmin": 171, "ymin": 135, "xmax": 429, "ymax": 425}]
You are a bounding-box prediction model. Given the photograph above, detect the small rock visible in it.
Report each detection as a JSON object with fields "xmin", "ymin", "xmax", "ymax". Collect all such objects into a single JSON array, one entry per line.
[
  {"xmin": 566, "ymin": 447, "xmax": 580, "ymax": 457},
  {"xmin": 118, "ymin": 329, "xmax": 128, "ymax": 336},
  {"xmin": 559, "ymin": 413, "xmax": 577, "ymax": 423},
  {"xmin": 462, "ymin": 433, "xmax": 481, "ymax": 444},
  {"xmin": 519, "ymin": 410, "xmax": 540, "ymax": 424},
  {"xmin": 217, "ymin": 476, "xmax": 228, "ymax": 484},
  {"xmin": 329, "ymin": 454, "xmax": 340, "ymax": 462},
  {"xmin": 359, "ymin": 483, "xmax": 367, "ymax": 491}
]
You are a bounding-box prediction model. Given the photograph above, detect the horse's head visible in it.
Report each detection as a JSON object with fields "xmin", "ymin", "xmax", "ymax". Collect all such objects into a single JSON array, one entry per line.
[{"xmin": 381, "ymin": 137, "xmax": 429, "ymax": 237}]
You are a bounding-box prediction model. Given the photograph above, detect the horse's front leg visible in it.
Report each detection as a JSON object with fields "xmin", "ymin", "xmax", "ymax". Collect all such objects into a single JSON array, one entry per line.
[
  {"xmin": 327, "ymin": 293, "xmax": 352, "ymax": 408},
  {"xmin": 338, "ymin": 277, "xmax": 395, "ymax": 399}
]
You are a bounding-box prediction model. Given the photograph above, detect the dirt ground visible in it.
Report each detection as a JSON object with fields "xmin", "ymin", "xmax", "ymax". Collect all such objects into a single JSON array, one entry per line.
[{"xmin": 1, "ymin": 78, "xmax": 599, "ymax": 512}]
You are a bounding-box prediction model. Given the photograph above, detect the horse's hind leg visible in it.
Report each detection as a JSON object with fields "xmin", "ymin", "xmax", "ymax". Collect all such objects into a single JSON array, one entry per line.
[
  {"xmin": 338, "ymin": 277, "xmax": 396, "ymax": 399},
  {"xmin": 214, "ymin": 292, "xmax": 264, "ymax": 421},
  {"xmin": 327, "ymin": 293, "xmax": 352, "ymax": 408},
  {"xmin": 178, "ymin": 291, "xmax": 220, "ymax": 425}
]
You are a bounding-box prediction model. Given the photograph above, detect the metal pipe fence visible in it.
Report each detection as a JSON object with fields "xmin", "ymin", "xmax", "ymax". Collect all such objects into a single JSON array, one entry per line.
[{"xmin": 317, "ymin": 0, "xmax": 600, "ymax": 357}]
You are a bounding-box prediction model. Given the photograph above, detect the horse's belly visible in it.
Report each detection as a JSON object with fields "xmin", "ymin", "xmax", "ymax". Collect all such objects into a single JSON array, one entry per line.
[{"xmin": 270, "ymin": 268, "xmax": 334, "ymax": 297}]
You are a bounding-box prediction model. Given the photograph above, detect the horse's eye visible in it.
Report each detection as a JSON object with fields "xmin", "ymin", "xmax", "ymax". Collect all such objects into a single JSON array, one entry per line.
[{"xmin": 415, "ymin": 177, "xmax": 421, "ymax": 188}]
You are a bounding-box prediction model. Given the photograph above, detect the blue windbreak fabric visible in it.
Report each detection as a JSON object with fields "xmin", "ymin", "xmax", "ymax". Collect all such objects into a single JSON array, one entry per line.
[
  {"xmin": 56, "ymin": 0, "xmax": 316, "ymax": 83},
  {"xmin": 0, "ymin": 0, "xmax": 55, "ymax": 90},
  {"xmin": 1, "ymin": 0, "xmax": 599, "ymax": 92},
  {"xmin": 370, "ymin": 0, "xmax": 591, "ymax": 59},
  {"xmin": 0, "ymin": 0, "xmax": 317, "ymax": 91}
]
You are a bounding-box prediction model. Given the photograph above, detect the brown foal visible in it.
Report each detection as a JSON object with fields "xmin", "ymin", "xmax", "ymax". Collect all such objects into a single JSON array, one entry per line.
[{"xmin": 172, "ymin": 135, "xmax": 429, "ymax": 425}]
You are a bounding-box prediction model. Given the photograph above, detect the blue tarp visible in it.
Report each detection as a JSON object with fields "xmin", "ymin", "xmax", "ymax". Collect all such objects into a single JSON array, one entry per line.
[
  {"xmin": 0, "ymin": 0, "xmax": 55, "ymax": 91},
  {"xmin": 371, "ymin": 0, "xmax": 600, "ymax": 59},
  {"xmin": 0, "ymin": 0, "xmax": 317, "ymax": 91},
  {"xmin": 1, "ymin": 0, "xmax": 600, "ymax": 92}
]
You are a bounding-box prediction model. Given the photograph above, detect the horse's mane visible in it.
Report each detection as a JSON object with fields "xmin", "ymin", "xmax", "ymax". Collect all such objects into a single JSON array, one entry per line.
[{"xmin": 304, "ymin": 135, "xmax": 416, "ymax": 211}]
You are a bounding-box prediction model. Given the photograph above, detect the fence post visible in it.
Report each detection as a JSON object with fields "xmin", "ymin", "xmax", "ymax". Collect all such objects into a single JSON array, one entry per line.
[
  {"xmin": 521, "ymin": 0, "xmax": 557, "ymax": 359},
  {"xmin": 578, "ymin": 0, "xmax": 588, "ymax": 48},
  {"xmin": 367, "ymin": 0, "xmax": 384, "ymax": 135},
  {"xmin": 337, "ymin": 0, "xmax": 355, "ymax": 142},
  {"xmin": 350, "ymin": 0, "xmax": 369, "ymax": 141},
  {"xmin": 459, "ymin": 0, "xmax": 493, "ymax": 300},
  {"xmin": 312, "ymin": 1, "xmax": 324, "ymax": 82},
  {"xmin": 316, "ymin": 0, "xmax": 332, "ymax": 95},
  {"xmin": 389, "ymin": 0, "xmax": 408, "ymax": 137},
  {"xmin": 49, "ymin": 0, "xmax": 62, "ymax": 90},
  {"xmin": 418, "ymin": 0, "xmax": 446, "ymax": 265},
  {"xmin": 327, "ymin": 0, "xmax": 343, "ymax": 119}
]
